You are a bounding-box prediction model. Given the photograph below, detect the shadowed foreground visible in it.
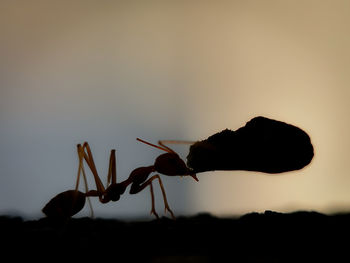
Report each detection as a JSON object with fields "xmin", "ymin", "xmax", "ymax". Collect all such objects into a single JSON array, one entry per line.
[{"xmin": 1, "ymin": 211, "xmax": 349, "ymax": 262}]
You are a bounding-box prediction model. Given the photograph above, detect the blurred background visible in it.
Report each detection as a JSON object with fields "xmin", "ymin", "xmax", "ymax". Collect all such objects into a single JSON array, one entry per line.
[{"xmin": 1, "ymin": 0, "xmax": 349, "ymax": 219}]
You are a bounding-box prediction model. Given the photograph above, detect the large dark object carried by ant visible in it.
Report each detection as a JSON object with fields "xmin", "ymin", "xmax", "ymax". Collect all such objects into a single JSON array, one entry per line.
[{"xmin": 187, "ymin": 116, "xmax": 314, "ymax": 174}]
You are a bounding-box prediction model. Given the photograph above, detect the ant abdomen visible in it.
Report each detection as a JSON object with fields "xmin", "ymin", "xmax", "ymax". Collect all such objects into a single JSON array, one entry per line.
[{"xmin": 42, "ymin": 190, "xmax": 86, "ymax": 218}]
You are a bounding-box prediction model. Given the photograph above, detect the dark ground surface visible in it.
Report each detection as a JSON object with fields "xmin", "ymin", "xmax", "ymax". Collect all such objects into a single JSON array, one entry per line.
[{"xmin": 1, "ymin": 210, "xmax": 350, "ymax": 262}]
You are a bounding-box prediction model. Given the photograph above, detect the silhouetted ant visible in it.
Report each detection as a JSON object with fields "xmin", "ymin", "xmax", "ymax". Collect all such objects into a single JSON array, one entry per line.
[
  {"xmin": 43, "ymin": 139, "xmax": 198, "ymax": 219},
  {"xmin": 43, "ymin": 116, "xmax": 315, "ymax": 220}
]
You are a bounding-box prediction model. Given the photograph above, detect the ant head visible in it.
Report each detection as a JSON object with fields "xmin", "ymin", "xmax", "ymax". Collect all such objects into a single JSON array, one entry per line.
[
  {"xmin": 105, "ymin": 183, "xmax": 127, "ymax": 202},
  {"xmin": 154, "ymin": 153, "xmax": 197, "ymax": 180},
  {"xmin": 136, "ymin": 137, "xmax": 199, "ymax": 181}
]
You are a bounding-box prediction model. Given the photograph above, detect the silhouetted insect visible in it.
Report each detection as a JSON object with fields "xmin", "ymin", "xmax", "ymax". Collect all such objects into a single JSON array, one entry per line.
[
  {"xmin": 43, "ymin": 140, "xmax": 198, "ymax": 219},
  {"xmin": 43, "ymin": 116, "xmax": 314, "ymax": 219}
]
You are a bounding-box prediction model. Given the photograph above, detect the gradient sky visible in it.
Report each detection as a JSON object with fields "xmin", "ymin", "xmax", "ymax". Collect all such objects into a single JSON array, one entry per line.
[{"xmin": 1, "ymin": 1, "xmax": 350, "ymax": 219}]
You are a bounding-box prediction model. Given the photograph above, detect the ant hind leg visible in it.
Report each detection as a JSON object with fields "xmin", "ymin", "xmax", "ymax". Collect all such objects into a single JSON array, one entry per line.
[{"xmin": 76, "ymin": 144, "xmax": 94, "ymax": 217}]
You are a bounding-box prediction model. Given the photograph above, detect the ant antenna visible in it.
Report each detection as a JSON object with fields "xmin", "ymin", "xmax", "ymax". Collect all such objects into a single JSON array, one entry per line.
[{"xmin": 136, "ymin": 138, "xmax": 172, "ymax": 153}]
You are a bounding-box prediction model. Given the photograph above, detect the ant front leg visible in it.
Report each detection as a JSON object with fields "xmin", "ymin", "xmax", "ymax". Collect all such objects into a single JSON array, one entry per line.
[
  {"xmin": 149, "ymin": 183, "xmax": 159, "ymax": 219},
  {"xmin": 130, "ymin": 173, "xmax": 175, "ymax": 219},
  {"xmin": 145, "ymin": 175, "xmax": 175, "ymax": 219}
]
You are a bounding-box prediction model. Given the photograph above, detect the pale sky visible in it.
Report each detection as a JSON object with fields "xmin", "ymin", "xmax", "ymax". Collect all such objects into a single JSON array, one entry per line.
[{"xmin": 1, "ymin": 1, "xmax": 350, "ymax": 219}]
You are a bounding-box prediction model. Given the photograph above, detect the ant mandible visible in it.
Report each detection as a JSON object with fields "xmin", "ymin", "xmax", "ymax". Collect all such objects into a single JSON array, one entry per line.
[{"xmin": 43, "ymin": 139, "xmax": 198, "ymax": 219}]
